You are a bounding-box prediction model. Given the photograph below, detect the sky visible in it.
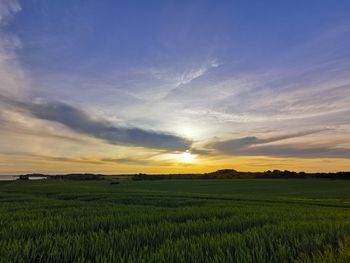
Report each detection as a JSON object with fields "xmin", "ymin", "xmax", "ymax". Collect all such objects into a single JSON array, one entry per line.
[{"xmin": 1, "ymin": 0, "xmax": 350, "ymax": 175}]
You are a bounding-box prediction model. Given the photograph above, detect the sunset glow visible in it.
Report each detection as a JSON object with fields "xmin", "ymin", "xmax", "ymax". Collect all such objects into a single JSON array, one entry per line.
[
  {"xmin": 0, "ymin": 1, "xmax": 350, "ymax": 175},
  {"xmin": 179, "ymin": 152, "xmax": 195, "ymax": 163}
]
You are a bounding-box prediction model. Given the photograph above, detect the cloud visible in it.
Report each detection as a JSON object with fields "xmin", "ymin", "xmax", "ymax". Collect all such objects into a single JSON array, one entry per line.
[
  {"xmin": 0, "ymin": 0, "xmax": 21, "ymax": 25},
  {"xmin": 212, "ymin": 130, "xmax": 326, "ymax": 150},
  {"xmin": 189, "ymin": 148, "xmax": 213, "ymax": 156},
  {"xmin": 0, "ymin": 0, "xmax": 26, "ymax": 97},
  {"xmin": 238, "ymin": 145, "xmax": 350, "ymax": 158},
  {"xmin": 175, "ymin": 60, "xmax": 220, "ymax": 87},
  {"xmin": 211, "ymin": 130, "xmax": 350, "ymax": 158},
  {"xmin": 0, "ymin": 152, "xmax": 103, "ymax": 165},
  {"xmin": 1, "ymin": 96, "xmax": 191, "ymax": 151},
  {"xmin": 101, "ymin": 158, "xmax": 151, "ymax": 165},
  {"xmin": 175, "ymin": 67, "xmax": 207, "ymax": 87},
  {"xmin": 0, "ymin": 118, "xmax": 88, "ymax": 144}
]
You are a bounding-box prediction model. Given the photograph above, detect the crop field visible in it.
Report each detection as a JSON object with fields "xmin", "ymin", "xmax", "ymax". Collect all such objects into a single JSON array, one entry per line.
[{"xmin": 0, "ymin": 179, "xmax": 350, "ymax": 262}]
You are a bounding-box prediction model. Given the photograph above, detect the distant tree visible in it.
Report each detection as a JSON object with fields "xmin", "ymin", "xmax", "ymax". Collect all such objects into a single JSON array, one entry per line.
[{"xmin": 18, "ymin": 175, "xmax": 29, "ymax": 180}]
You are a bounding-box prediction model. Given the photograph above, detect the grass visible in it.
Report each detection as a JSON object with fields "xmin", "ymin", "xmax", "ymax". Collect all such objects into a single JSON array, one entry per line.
[{"xmin": 0, "ymin": 179, "xmax": 350, "ymax": 262}]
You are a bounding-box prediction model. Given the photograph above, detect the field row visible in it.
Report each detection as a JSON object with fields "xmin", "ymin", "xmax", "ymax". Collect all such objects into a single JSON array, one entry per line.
[{"xmin": 1, "ymin": 180, "xmax": 350, "ymax": 262}]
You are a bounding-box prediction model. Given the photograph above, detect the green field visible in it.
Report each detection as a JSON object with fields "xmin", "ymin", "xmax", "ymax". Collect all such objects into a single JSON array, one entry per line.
[{"xmin": 1, "ymin": 179, "xmax": 350, "ymax": 262}]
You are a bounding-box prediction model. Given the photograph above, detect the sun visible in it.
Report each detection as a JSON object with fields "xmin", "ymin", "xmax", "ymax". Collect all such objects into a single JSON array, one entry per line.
[{"xmin": 179, "ymin": 151, "xmax": 195, "ymax": 163}]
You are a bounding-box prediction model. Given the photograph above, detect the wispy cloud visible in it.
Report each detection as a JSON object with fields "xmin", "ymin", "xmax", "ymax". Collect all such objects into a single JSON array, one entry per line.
[
  {"xmin": 211, "ymin": 130, "xmax": 350, "ymax": 158},
  {"xmin": 211, "ymin": 130, "xmax": 324, "ymax": 150},
  {"xmin": 0, "ymin": 0, "xmax": 26, "ymax": 97},
  {"xmin": 1, "ymin": 96, "xmax": 192, "ymax": 151},
  {"xmin": 0, "ymin": 152, "xmax": 103, "ymax": 165},
  {"xmin": 0, "ymin": 116, "xmax": 88, "ymax": 144},
  {"xmin": 175, "ymin": 60, "xmax": 220, "ymax": 87},
  {"xmin": 0, "ymin": 0, "xmax": 21, "ymax": 25},
  {"xmin": 101, "ymin": 157, "xmax": 151, "ymax": 165}
]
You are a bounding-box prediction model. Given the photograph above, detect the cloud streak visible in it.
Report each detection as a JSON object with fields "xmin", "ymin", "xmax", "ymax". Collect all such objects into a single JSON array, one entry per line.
[
  {"xmin": 1, "ymin": 96, "xmax": 192, "ymax": 151},
  {"xmin": 211, "ymin": 130, "xmax": 350, "ymax": 158},
  {"xmin": 101, "ymin": 158, "xmax": 151, "ymax": 165},
  {"xmin": 0, "ymin": 152, "xmax": 103, "ymax": 165},
  {"xmin": 0, "ymin": 0, "xmax": 26, "ymax": 98},
  {"xmin": 0, "ymin": 0, "xmax": 21, "ymax": 25},
  {"xmin": 175, "ymin": 60, "xmax": 220, "ymax": 87}
]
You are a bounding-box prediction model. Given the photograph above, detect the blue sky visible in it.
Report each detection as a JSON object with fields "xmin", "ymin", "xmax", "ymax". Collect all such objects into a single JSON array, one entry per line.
[
  {"xmin": 12, "ymin": 1, "xmax": 350, "ymax": 74},
  {"xmin": 1, "ymin": 0, "xmax": 350, "ymax": 174}
]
